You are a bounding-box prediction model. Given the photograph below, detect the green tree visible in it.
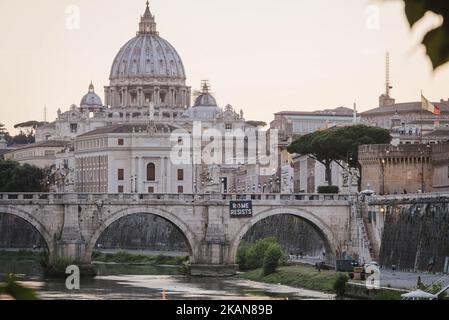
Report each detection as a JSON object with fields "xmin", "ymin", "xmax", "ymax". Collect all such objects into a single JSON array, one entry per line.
[
  {"xmin": 0, "ymin": 123, "xmax": 7, "ymax": 135},
  {"xmin": 328, "ymin": 125, "xmax": 391, "ymax": 190},
  {"xmin": 0, "ymin": 123, "xmax": 12, "ymax": 146},
  {"xmin": 333, "ymin": 273, "xmax": 349, "ymax": 297},
  {"xmin": 0, "ymin": 274, "xmax": 39, "ymax": 300},
  {"xmin": 262, "ymin": 243, "xmax": 284, "ymax": 276},
  {"xmin": 236, "ymin": 241, "xmax": 251, "ymax": 270},
  {"xmin": 400, "ymin": 1, "xmax": 449, "ymax": 70},
  {"xmin": 287, "ymin": 129, "xmax": 338, "ymax": 186},
  {"xmin": 10, "ymin": 130, "xmax": 35, "ymax": 145},
  {"xmin": 236, "ymin": 237, "xmax": 281, "ymax": 271},
  {"xmin": 0, "ymin": 160, "xmax": 48, "ymax": 192},
  {"xmin": 288, "ymin": 125, "xmax": 391, "ymax": 190}
]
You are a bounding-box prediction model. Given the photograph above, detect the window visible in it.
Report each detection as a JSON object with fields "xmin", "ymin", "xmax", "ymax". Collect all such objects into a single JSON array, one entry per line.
[
  {"xmin": 70, "ymin": 124, "xmax": 78, "ymax": 133},
  {"xmin": 118, "ymin": 186, "xmax": 124, "ymax": 193},
  {"xmin": 225, "ymin": 124, "xmax": 232, "ymax": 131},
  {"xmin": 148, "ymin": 187, "xmax": 154, "ymax": 194},
  {"xmin": 177, "ymin": 169, "xmax": 184, "ymax": 181},
  {"xmin": 177, "ymin": 186, "xmax": 184, "ymax": 194},
  {"xmin": 118, "ymin": 169, "xmax": 124, "ymax": 181},
  {"xmin": 147, "ymin": 163, "xmax": 156, "ymax": 181},
  {"xmin": 118, "ymin": 139, "xmax": 124, "ymax": 146}
]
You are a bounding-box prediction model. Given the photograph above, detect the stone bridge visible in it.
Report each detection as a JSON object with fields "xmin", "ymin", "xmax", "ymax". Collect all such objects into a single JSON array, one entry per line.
[{"xmin": 0, "ymin": 193, "xmax": 356, "ymax": 276}]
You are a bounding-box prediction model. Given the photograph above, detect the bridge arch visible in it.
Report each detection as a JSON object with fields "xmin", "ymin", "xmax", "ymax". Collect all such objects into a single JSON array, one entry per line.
[
  {"xmin": 85, "ymin": 206, "xmax": 198, "ymax": 263},
  {"xmin": 229, "ymin": 207, "xmax": 341, "ymax": 265},
  {"xmin": 0, "ymin": 205, "xmax": 54, "ymax": 254}
]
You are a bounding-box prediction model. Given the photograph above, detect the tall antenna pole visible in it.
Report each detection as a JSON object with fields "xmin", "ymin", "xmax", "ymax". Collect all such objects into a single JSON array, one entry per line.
[
  {"xmin": 386, "ymin": 52, "xmax": 391, "ymax": 97},
  {"xmin": 44, "ymin": 105, "xmax": 47, "ymax": 122},
  {"xmin": 385, "ymin": 52, "xmax": 390, "ymax": 97}
]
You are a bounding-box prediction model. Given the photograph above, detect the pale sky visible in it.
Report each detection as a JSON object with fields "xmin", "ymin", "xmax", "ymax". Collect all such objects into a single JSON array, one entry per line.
[{"xmin": 1, "ymin": 0, "xmax": 448, "ymax": 132}]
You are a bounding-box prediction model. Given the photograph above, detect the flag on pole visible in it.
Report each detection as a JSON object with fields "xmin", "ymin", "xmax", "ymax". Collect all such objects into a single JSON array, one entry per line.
[{"xmin": 421, "ymin": 94, "xmax": 441, "ymax": 115}]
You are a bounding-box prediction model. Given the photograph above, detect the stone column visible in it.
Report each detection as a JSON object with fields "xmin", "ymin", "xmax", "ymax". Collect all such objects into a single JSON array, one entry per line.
[
  {"xmin": 169, "ymin": 87, "xmax": 175, "ymax": 107},
  {"xmin": 180, "ymin": 89, "xmax": 184, "ymax": 108},
  {"xmin": 104, "ymin": 87, "xmax": 110, "ymax": 106},
  {"xmin": 137, "ymin": 157, "xmax": 143, "ymax": 193},
  {"xmin": 137, "ymin": 87, "xmax": 143, "ymax": 107},
  {"xmin": 130, "ymin": 155, "xmax": 135, "ymax": 193},
  {"xmin": 189, "ymin": 206, "xmax": 238, "ymax": 276},
  {"xmin": 154, "ymin": 87, "xmax": 160, "ymax": 107},
  {"xmin": 56, "ymin": 195, "xmax": 88, "ymax": 263},
  {"xmin": 111, "ymin": 88, "xmax": 116, "ymax": 107},
  {"xmin": 160, "ymin": 157, "xmax": 165, "ymax": 193},
  {"xmin": 187, "ymin": 88, "xmax": 191, "ymax": 107}
]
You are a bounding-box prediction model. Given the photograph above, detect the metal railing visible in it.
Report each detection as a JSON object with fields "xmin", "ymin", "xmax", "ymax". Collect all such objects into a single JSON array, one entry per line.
[
  {"xmin": 424, "ymin": 275, "xmax": 449, "ymax": 297},
  {"xmin": 366, "ymin": 192, "xmax": 449, "ymax": 204}
]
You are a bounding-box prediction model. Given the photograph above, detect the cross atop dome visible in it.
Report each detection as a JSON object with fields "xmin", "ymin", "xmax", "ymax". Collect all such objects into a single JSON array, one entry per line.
[{"xmin": 138, "ymin": 1, "xmax": 158, "ymax": 35}]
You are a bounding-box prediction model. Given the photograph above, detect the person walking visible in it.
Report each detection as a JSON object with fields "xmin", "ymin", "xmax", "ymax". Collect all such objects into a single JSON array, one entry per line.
[
  {"xmin": 417, "ymin": 276, "xmax": 423, "ymax": 288},
  {"xmin": 427, "ymin": 257, "xmax": 435, "ymax": 273}
]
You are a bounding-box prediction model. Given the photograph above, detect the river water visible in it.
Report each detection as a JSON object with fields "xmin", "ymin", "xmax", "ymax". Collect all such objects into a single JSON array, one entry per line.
[{"xmin": 0, "ymin": 261, "xmax": 334, "ymax": 300}]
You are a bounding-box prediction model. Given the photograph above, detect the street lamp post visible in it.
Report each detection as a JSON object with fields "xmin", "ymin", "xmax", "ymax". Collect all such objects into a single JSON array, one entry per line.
[
  {"xmin": 381, "ymin": 149, "xmax": 390, "ymax": 195},
  {"xmin": 381, "ymin": 159, "xmax": 385, "ymax": 195}
]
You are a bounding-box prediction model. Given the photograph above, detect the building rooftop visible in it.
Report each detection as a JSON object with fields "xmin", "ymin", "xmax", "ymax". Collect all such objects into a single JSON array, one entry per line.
[
  {"xmin": 361, "ymin": 101, "xmax": 449, "ymax": 116},
  {"xmin": 78, "ymin": 123, "xmax": 179, "ymax": 138},
  {"xmin": 424, "ymin": 128, "xmax": 449, "ymax": 137},
  {"xmin": 275, "ymin": 106, "xmax": 355, "ymax": 117},
  {"xmin": 6, "ymin": 140, "xmax": 69, "ymax": 152}
]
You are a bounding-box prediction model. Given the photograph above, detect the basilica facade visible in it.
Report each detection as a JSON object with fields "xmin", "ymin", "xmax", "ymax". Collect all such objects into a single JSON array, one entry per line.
[{"xmin": 28, "ymin": 2, "xmax": 260, "ymax": 194}]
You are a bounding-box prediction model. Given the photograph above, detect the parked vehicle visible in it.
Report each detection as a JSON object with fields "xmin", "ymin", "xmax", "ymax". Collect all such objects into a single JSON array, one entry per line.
[{"xmin": 349, "ymin": 262, "xmax": 379, "ymax": 281}]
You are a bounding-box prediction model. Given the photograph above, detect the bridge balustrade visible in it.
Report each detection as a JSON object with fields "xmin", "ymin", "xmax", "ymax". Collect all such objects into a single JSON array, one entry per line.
[{"xmin": 0, "ymin": 192, "xmax": 352, "ymax": 203}]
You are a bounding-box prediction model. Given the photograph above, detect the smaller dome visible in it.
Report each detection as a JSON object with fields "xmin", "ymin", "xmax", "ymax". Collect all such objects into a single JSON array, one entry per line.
[
  {"xmin": 80, "ymin": 83, "xmax": 103, "ymax": 110},
  {"xmin": 183, "ymin": 81, "xmax": 221, "ymax": 119},
  {"xmin": 194, "ymin": 82, "xmax": 217, "ymax": 107}
]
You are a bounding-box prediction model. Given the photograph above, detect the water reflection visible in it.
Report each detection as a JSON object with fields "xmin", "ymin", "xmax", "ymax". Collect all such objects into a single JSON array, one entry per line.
[{"xmin": 0, "ymin": 261, "xmax": 334, "ymax": 300}]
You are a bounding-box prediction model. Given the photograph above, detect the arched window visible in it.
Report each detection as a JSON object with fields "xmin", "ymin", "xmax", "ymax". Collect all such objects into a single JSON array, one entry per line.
[{"xmin": 147, "ymin": 163, "xmax": 156, "ymax": 181}]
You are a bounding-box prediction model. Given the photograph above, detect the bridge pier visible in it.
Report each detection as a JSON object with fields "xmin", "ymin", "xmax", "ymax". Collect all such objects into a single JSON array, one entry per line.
[
  {"xmin": 189, "ymin": 241, "xmax": 238, "ymax": 276},
  {"xmin": 55, "ymin": 241, "xmax": 89, "ymax": 264},
  {"xmin": 54, "ymin": 197, "xmax": 90, "ymax": 264},
  {"xmin": 189, "ymin": 264, "xmax": 238, "ymax": 277}
]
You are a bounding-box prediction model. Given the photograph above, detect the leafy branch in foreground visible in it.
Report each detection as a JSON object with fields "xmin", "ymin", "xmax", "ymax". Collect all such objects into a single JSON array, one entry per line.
[{"xmin": 400, "ymin": 0, "xmax": 449, "ymax": 70}]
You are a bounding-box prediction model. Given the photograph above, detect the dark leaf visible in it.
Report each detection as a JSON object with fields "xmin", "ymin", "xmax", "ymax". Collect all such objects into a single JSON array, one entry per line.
[
  {"xmin": 422, "ymin": 26, "xmax": 449, "ymax": 70},
  {"xmin": 403, "ymin": 0, "xmax": 428, "ymax": 27}
]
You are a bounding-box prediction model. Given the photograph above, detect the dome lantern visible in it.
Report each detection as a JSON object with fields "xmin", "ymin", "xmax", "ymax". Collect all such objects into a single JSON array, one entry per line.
[{"xmin": 138, "ymin": 1, "xmax": 158, "ymax": 35}]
